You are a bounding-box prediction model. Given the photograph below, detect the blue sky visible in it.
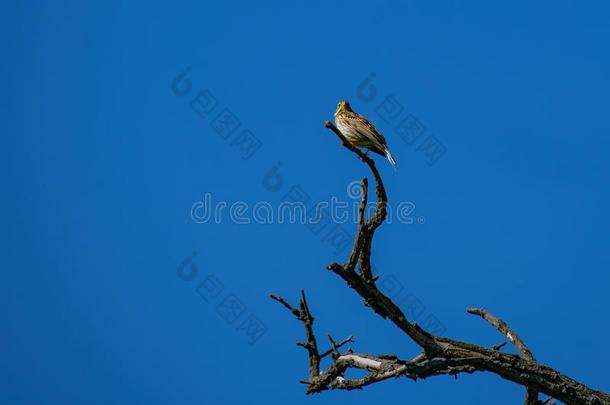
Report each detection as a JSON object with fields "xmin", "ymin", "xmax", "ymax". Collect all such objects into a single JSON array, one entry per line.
[{"xmin": 3, "ymin": 1, "xmax": 610, "ymax": 404}]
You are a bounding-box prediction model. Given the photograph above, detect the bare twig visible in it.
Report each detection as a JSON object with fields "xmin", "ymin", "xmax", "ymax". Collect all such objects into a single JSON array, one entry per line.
[
  {"xmin": 270, "ymin": 291, "xmax": 320, "ymax": 379},
  {"xmin": 467, "ymin": 307, "xmax": 539, "ymax": 404},
  {"xmin": 492, "ymin": 341, "xmax": 508, "ymax": 351},
  {"xmin": 320, "ymin": 335, "xmax": 354, "ymax": 359},
  {"xmin": 467, "ymin": 307, "xmax": 535, "ymax": 360},
  {"xmin": 344, "ymin": 177, "xmax": 368, "ymax": 277}
]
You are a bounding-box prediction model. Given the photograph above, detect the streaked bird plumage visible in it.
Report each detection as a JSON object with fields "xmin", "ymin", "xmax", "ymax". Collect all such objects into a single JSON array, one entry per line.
[{"xmin": 334, "ymin": 100, "xmax": 397, "ymax": 168}]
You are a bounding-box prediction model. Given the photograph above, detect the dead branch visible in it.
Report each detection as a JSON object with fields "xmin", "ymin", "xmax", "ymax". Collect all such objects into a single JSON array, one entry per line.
[
  {"xmin": 269, "ymin": 121, "xmax": 610, "ymax": 405},
  {"xmin": 468, "ymin": 307, "xmax": 538, "ymax": 404}
]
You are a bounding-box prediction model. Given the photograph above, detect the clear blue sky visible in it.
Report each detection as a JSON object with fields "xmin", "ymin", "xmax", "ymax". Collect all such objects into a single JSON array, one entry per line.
[{"xmin": 3, "ymin": 1, "xmax": 610, "ymax": 404}]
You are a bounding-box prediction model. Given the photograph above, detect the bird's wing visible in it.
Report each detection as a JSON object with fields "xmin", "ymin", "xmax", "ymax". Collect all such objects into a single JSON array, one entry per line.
[{"xmin": 345, "ymin": 112, "xmax": 389, "ymax": 150}]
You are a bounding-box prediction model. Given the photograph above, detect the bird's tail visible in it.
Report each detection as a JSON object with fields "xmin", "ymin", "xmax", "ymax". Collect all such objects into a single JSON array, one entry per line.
[{"xmin": 385, "ymin": 149, "xmax": 397, "ymax": 169}]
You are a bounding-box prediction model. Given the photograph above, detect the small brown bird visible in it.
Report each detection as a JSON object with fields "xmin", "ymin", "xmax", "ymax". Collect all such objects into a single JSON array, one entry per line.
[{"xmin": 334, "ymin": 100, "xmax": 397, "ymax": 167}]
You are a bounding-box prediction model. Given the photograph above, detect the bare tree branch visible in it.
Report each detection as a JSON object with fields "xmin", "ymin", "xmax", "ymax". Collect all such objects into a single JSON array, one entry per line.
[
  {"xmin": 467, "ymin": 307, "xmax": 535, "ymax": 361},
  {"xmin": 270, "ymin": 291, "xmax": 320, "ymax": 378},
  {"xmin": 321, "ymin": 335, "xmax": 354, "ymax": 359},
  {"xmin": 269, "ymin": 121, "xmax": 610, "ymax": 405},
  {"xmin": 324, "ymin": 121, "xmax": 386, "ymax": 282},
  {"xmin": 467, "ymin": 307, "xmax": 538, "ymax": 404}
]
